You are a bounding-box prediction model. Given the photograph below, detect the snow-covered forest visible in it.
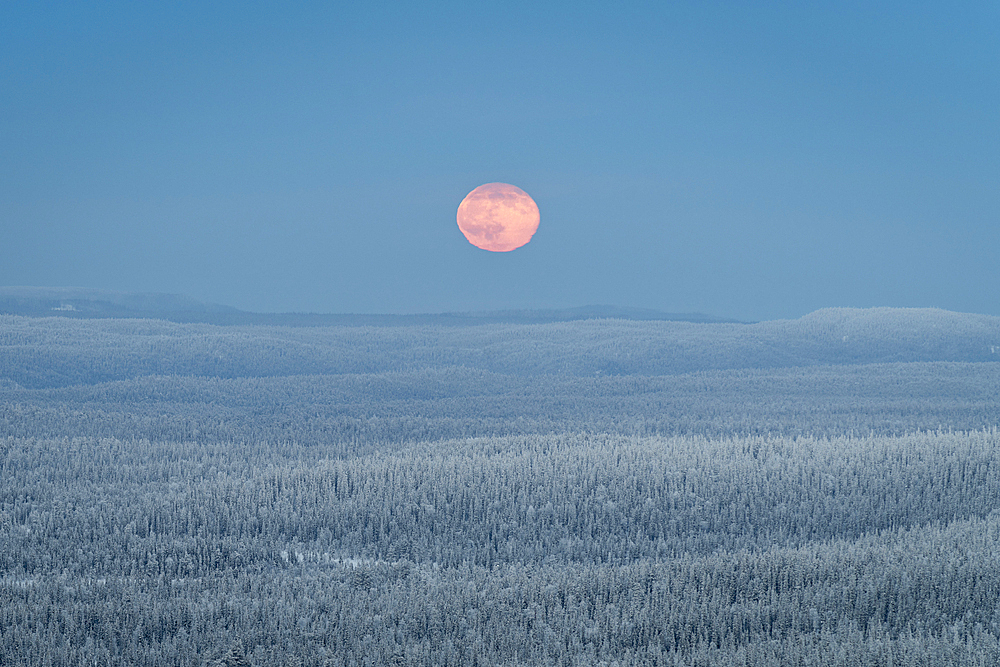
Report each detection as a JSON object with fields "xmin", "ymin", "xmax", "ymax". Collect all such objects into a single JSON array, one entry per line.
[{"xmin": 2, "ymin": 309, "xmax": 1000, "ymax": 665}]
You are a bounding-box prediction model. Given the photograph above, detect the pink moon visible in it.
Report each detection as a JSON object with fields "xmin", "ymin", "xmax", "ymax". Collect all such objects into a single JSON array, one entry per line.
[{"xmin": 456, "ymin": 183, "xmax": 540, "ymax": 252}]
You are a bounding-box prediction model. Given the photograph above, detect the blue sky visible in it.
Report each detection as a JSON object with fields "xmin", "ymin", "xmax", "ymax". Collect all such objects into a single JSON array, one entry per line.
[{"xmin": 2, "ymin": 1, "xmax": 997, "ymax": 320}]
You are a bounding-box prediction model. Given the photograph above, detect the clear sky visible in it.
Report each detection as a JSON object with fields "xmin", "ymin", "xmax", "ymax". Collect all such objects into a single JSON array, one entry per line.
[{"xmin": 2, "ymin": 1, "xmax": 997, "ymax": 321}]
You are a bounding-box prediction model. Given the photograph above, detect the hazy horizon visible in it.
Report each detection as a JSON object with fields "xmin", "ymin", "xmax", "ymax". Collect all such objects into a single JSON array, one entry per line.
[
  {"xmin": 3, "ymin": 2, "xmax": 998, "ymax": 321},
  {"xmin": 8, "ymin": 284, "xmax": 1000, "ymax": 324}
]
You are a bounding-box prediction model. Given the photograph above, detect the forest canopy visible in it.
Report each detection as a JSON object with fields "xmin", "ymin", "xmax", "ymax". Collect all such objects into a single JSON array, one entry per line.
[{"xmin": 1, "ymin": 308, "xmax": 999, "ymax": 665}]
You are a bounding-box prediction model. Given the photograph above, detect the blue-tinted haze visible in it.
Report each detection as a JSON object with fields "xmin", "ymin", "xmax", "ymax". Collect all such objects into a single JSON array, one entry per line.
[{"xmin": 2, "ymin": 1, "xmax": 997, "ymax": 321}]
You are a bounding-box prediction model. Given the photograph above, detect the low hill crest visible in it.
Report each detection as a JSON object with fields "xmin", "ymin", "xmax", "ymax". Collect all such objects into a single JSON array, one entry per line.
[{"xmin": 2, "ymin": 298, "xmax": 998, "ymax": 389}]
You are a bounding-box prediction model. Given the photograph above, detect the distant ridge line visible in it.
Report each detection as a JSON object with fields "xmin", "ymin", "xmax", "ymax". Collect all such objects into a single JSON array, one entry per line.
[{"xmin": 0, "ymin": 288, "xmax": 743, "ymax": 326}]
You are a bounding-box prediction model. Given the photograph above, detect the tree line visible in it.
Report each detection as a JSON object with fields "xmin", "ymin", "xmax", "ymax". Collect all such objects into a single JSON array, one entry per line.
[{"xmin": 3, "ymin": 430, "xmax": 1000, "ymax": 665}]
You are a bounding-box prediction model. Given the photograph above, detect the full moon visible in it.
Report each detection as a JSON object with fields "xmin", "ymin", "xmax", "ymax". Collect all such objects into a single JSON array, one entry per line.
[{"xmin": 456, "ymin": 183, "xmax": 540, "ymax": 252}]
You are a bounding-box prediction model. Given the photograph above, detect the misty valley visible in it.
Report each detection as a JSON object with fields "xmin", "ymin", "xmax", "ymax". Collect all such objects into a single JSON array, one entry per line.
[{"xmin": 3, "ymin": 307, "xmax": 1000, "ymax": 666}]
